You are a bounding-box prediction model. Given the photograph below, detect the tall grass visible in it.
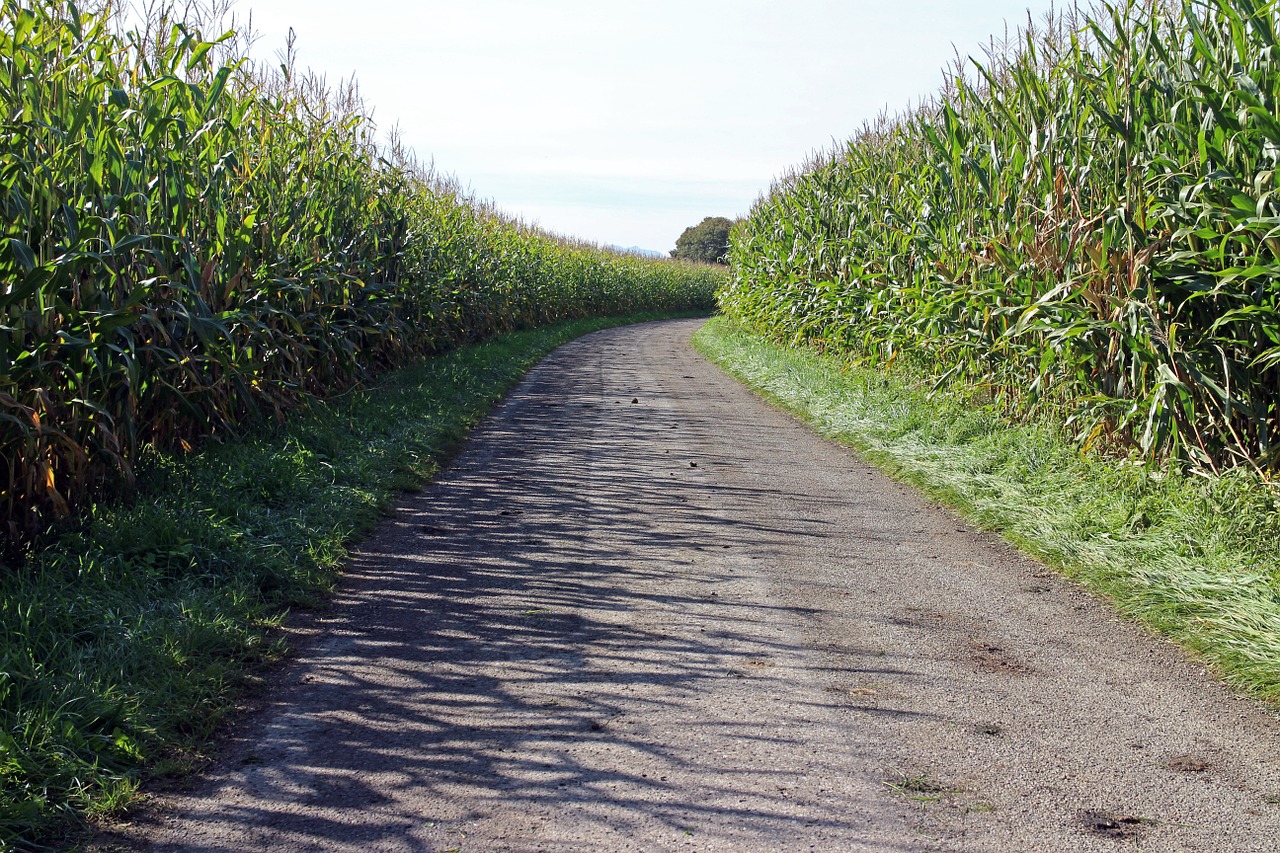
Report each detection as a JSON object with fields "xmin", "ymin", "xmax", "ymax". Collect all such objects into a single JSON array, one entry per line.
[
  {"xmin": 722, "ymin": 0, "xmax": 1280, "ymax": 476},
  {"xmin": 0, "ymin": 0, "xmax": 722, "ymax": 548}
]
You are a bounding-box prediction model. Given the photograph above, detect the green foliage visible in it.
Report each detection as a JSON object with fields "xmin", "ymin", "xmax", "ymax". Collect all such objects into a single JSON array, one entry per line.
[
  {"xmin": 0, "ymin": 1, "xmax": 724, "ymax": 547},
  {"xmin": 0, "ymin": 311, "xmax": 693, "ymax": 847},
  {"xmin": 721, "ymin": 0, "xmax": 1280, "ymax": 476},
  {"xmin": 673, "ymin": 217, "xmax": 734, "ymax": 264},
  {"xmin": 695, "ymin": 315, "xmax": 1280, "ymax": 701}
]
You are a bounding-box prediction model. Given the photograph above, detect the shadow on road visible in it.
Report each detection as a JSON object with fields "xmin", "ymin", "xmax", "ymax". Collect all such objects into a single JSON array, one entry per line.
[{"xmin": 146, "ymin": 323, "xmax": 919, "ymax": 850}]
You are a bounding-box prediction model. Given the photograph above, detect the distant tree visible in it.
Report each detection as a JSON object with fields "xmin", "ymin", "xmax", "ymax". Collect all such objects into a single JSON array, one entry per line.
[{"xmin": 671, "ymin": 216, "xmax": 733, "ymax": 264}]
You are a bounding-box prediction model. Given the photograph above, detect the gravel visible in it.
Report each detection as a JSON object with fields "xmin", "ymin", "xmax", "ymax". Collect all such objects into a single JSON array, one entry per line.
[{"xmin": 107, "ymin": 319, "xmax": 1280, "ymax": 852}]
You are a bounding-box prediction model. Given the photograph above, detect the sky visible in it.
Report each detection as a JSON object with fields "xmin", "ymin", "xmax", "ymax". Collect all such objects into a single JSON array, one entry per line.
[{"xmin": 232, "ymin": 0, "xmax": 1059, "ymax": 254}]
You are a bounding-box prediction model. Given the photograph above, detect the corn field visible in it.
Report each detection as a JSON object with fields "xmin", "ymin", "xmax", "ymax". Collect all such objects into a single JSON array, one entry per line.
[
  {"xmin": 0, "ymin": 1, "xmax": 721, "ymax": 547},
  {"xmin": 723, "ymin": 0, "xmax": 1280, "ymax": 476}
]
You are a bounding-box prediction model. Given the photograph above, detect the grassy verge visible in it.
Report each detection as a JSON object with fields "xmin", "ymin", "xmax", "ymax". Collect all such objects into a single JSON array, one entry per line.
[
  {"xmin": 693, "ymin": 317, "xmax": 1280, "ymax": 700},
  {"xmin": 1, "ymin": 311, "xmax": 703, "ymax": 850}
]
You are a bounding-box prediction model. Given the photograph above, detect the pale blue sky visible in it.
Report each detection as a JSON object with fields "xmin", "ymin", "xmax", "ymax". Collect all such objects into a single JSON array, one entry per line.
[{"xmin": 237, "ymin": 0, "xmax": 1058, "ymax": 253}]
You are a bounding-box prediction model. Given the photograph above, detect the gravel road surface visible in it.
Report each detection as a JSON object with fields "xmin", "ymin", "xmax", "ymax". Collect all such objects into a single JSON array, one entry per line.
[{"xmin": 114, "ymin": 319, "xmax": 1280, "ymax": 851}]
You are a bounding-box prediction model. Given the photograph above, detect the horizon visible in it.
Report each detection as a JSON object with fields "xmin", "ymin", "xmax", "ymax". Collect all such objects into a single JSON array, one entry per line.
[{"xmin": 234, "ymin": 0, "xmax": 1059, "ymax": 254}]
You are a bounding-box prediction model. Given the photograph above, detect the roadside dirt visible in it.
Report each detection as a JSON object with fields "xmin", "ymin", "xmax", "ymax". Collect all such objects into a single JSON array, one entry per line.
[{"xmin": 102, "ymin": 319, "xmax": 1280, "ymax": 851}]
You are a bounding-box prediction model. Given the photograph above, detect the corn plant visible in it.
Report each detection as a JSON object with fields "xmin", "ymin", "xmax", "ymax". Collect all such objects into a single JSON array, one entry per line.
[
  {"xmin": 0, "ymin": 0, "xmax": 723, "ymax": 550},
  {"xmin": 723, "ymin": 0, "xmax": 1280, "ymax": 475}
]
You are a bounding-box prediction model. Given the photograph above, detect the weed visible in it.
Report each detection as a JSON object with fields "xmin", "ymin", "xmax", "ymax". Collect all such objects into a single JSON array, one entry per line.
[{"xmin": 885, "ymin": 772, "xmax": 955, "ymax": 804}]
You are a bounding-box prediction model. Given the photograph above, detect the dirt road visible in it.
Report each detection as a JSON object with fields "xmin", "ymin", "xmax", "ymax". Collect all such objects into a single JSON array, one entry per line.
[{"xmin": 118, "ymin": 319, "xmax": 1280, "ymax": 851}]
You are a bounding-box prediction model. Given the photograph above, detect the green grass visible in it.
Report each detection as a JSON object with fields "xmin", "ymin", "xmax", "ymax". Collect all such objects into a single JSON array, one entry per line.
[
  {"xmin": 0, "ymin": 310, "xmax": 702, "ymax": 850},
  {"xmin": 694, "ymin": 316, "xmax": 1280, "ymax": 700}
]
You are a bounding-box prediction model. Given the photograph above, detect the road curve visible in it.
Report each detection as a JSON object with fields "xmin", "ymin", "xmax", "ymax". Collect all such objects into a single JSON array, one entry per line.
[{"xmin": 117, "ymin": 319, "xmax": 1280, "ymax": 852}]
